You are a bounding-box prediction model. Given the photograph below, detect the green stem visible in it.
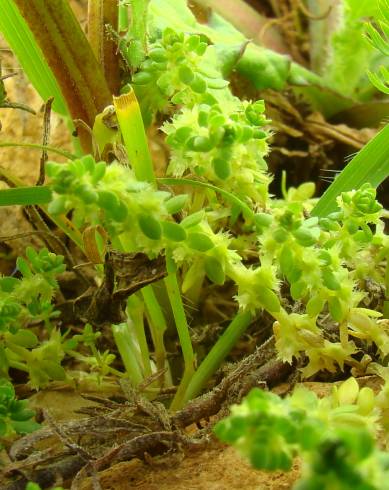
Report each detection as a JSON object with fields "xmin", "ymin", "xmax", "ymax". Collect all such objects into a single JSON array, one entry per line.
[
  {"xmin": 164, "ymin": 253, "xmax": 195, "ymax": 411},
  {"xmin": 158, "ymin": 178, "xmax": 255, "ymax": 220},
  {"xmin": 181, "ymin": 310, "xmax": 252, "ymax": 406},
  {"xmin": 127, "ymin": 295, "xmax": 152, "ymax": 376},
  {"xmin": 126, "ymin": 0, "xmax": 150, "ymax": 69},
  {"xmin": 119, "ymin": 2, "xmax": 129, "ymax": 31},
  {"xmin": 141, "ymin": 285, "xmax": 171, "ymax": 385},
  {"xmin": 0, "ymin": 141, "xmax": 76, "ymax": 160},
  {"xmin": 112, "ymin": 322, "xmax": 144, "ymax": 386},
  {"xmin": 87, "ymin": 0, "xmax": 120, "ymax": 94},
  {"xmin": 43, "ymin": 212, "xmax": 84, "ymax": 250},
  {"xmin": 8, "ymin": 360, "xmax": 29, "ymax": 372},
  {"xmin": 384, "ymin": 250, "xmax": 389, "ymax": 319}
]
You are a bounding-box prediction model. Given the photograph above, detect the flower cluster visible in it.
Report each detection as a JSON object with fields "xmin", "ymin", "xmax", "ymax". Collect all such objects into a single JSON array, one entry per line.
[
  {"xmin": 132, "ymin": 27, "xmax": 271, "ymax": 208},
  {"xmin": 228, "ymin": 184, "xmax": 389, "ymax": 377},
  {"xmin": 163, "ymin": 99, "xmax": 270, "ymax": 205},
  {"xmin": 46, "ymin": 155, "xmax": 190, "ymax": 256},
  {"xmin": 132, "ymin": 27, "xmax": 228, "ymax": 123}
]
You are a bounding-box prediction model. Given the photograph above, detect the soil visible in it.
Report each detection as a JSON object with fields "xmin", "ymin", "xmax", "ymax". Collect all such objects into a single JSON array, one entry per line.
[{"xmin": 78, "ymin": 445, "xmax": 301, "ymax": 490}]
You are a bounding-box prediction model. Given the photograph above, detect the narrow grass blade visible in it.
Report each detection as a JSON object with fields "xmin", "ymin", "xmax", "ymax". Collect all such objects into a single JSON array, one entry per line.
[
  {"xmin": 0, "ymin": 142, "xmax": 76, "ymax": 160},
  {"xmin": 0, "ymin": 0, "xmax": 68, "ymax": 115},
  {"xmin": 312, "ymin": 124, "xmax": 389, "ymax": 217},
  {"xmin": 181, "ymin": 310, "xmax": 252, "ymax": 405},
  {"xmin": 0, "ymin": 186, "xmax": 52, "ymax": 206},
  {"xmin": 0, "ymin": 166, "xmax": 83, "ymax": 249},
  {"xmin": 113, "ymin": 90, "xmax": 155, "ymax": 185}
]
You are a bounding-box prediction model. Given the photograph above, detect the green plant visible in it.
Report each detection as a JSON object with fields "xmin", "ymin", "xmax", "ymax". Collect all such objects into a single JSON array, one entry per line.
[
  {"xmin": 366, "ymin": 0, "xmax": 389, "ymax": 94},
  {"xmin": 0, "ymin": 378, "xmax": 39, "ymax": 445},
  {"xmin": 215, "ymin": 378, "xmax": 389, "ymax": 489},
  {"xmin": 25, "ymin": 482, "xmax": 64, "ymax": 490},
  {"xmin": 0, "ymin": 0, "xmax": 387, "ymax": 446},
  {"xmin": 0, "ymin": 0, "xmax": 387, "ymax": 411}
]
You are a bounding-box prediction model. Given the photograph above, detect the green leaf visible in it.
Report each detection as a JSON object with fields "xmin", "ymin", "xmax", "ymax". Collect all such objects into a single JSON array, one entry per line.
[
  {"xmin": 165, "ymin": 194, "xmax": 188, "ymax": 214},
  {"xmin": 180, "ymin": 210, "xmax": 206, "ymax": 228},
  {"xmin": 0, "ymin": 186, "xmax": 52, "ymax": 207},
  {"xmin": 138, "ymin": 213, "xmax": 162, "ymax": 240},
  {"xmin": 204, "ymin": 256, "xmax": 225, "ymax": 285},
  {"xmin": 162, "ymin": 221, "xmax": 187, "ymax": 241},
  {"xmin": 0, "ymin": 142, "xmax": 76, "ymax": 160},
  {"xmin": 8, "ymin": 330, "xmax": 38, "ymax": 348},
  {"xmin": 187, "ymin": 232, "xmax": 215, "ymax": 252},
  {"xmin": 0, "ymin": 0, "xmax": 67, "ymax": 115},
  {"xmin": 312, "ymin": 124, "xmax": 389, "ymax": 217},
  {"xmin": 114, "ymin": 90, "xmax": 156, "ymax": 185}
]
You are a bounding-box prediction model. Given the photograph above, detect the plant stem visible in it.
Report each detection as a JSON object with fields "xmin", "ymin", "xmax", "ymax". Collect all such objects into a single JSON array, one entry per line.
[
  {"xmin": 119, "ymin": 2, "xmax": 129, "ymax": 31},
  {"xmin": 88, "ymin": 0, "xmax": 120, "ymax": 94},
  {"xmin": 180, "ymin": 310, "xmax": 252, "ymax": 406},
  {"xmin": 12, "ymin": 0, "xmax": 112, "ymax": 151},
  {"xmin": 158, "ymin": 178, "xmax": 255, "ymax": 221},
  {"xmin": 164, "ymin": 253, "xmax": 195, "ymax": 411},
  {"xmin": 141, "ymin": 285, "xmax": 171, "ymax": 385},
  {"xmin": 127, "ymin": 0, "xmax": 150, "ymax": 69},
  {"xmin": 112, "ymin": 322, "xmax": 144, "ymax": 386},
  {"xmin": 127, "ymin": 295, "xmax": 152, "ymax": 376},
  {"xmin": 0, "ymin": 142, "xmax": 76, "ymax": 160},
  {"xmin": 384, "ymin": 250, "xmax": 389, "ymax": 319}
]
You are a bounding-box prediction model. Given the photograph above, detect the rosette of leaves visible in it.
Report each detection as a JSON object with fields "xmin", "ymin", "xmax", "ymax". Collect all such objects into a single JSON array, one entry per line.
[
  {"xmin": 46, "ymin": 155, "xmax": 190, "ymax": 255},
  {"xmin": 0, "ymin": 248, "xmax": 73, "ymax": 388},
  {"xmin": 132, "ymin": 27, "xmax": 229, "ymax": 124},
  {"xmin": 163, "ymin": 98, "xmax": 271, "ymax": 206},
  {"xmin": 0, "ymin": 247, "xmax": 65, "ymax": 339},
  {"xmin": 0, "ymin": 378, "xmax": 39, "ymax": 445},
  {"xmin": 215, "ymin": 378, "xmax": 389, "ymax": 490}
]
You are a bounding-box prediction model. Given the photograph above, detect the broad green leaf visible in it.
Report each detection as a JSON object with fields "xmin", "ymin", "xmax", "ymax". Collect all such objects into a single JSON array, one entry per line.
[
  {"xmin": 114, "ymin": 90, "xmax": 156, "ymax": 185},
  {"xmin": 0, "ymin": 0, "xmax": 68, "ymax": 115},
  {"xmin": 149, "ymin": 0, "xmax": 317, "ymax": 91},
  {"xmin": 0, "ymin": 186, "xmax": 52, "ymax": 206}
]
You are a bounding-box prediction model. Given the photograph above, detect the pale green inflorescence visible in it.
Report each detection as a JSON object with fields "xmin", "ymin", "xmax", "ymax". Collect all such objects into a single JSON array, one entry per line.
[
  {"xmin": 46, "ymin": 156, "xmax": 188, "ymax": 256},
  {"xmin": 47, "ymin": 23, "xmax": 389, "ymax": 383},
  {"xmin": 132, "ymin": 27, "xmax": 271, "ymax": 207}
]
